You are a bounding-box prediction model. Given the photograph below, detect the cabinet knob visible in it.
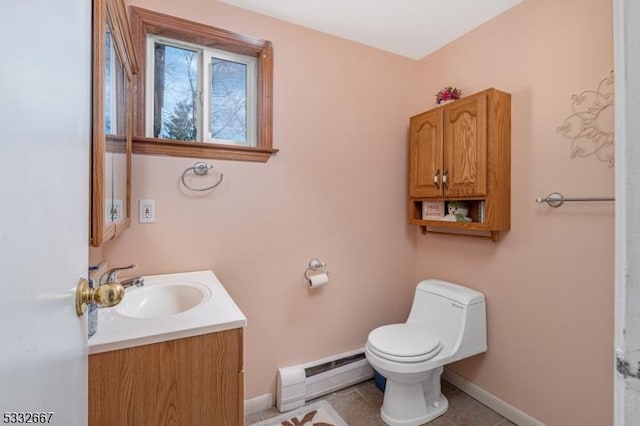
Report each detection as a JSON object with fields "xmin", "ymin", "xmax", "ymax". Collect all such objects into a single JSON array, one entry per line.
[
  {"xmin": 442, "ymin": 170, "xmax": 449, "ymax": 189},
  {"xmin": 433, "ymin": 169, "xmax": 440, "ymax": 190}
]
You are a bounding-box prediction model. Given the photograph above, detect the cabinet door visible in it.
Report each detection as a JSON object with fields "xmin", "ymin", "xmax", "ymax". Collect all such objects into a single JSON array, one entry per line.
[
  {"xmin": 409, "ymin": 108, "xmax": 443, "ymax": 198},
  {"xmin": 89, "ymin": 330, "xmax": 242, "ymax": 426},
  {"xmin": 443, "ymin": 93, "xmax": 487, "ymax": 197}
]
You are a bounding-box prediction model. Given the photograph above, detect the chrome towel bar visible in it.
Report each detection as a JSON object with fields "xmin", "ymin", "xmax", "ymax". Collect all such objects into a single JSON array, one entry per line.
[{"xmin": 535, "ymin": 192, "xmax": 615, "ymax": 208}]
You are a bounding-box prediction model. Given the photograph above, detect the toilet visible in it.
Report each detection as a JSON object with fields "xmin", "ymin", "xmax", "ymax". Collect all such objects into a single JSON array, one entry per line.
[{"xmin": 365, "ymin": 279, "xmax": 487, "ymax": 426}]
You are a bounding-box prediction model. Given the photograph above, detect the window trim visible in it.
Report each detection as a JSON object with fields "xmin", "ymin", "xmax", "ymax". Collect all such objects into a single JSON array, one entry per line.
[{"xmin": 129, "ymin": 6, "xmax": 277, "ymax": 162}]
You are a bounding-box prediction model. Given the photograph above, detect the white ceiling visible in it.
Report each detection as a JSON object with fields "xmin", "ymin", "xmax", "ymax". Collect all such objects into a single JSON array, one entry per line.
[{"xmin": 220, "ymin": 0, "xmax": 523, "ymax": 60}]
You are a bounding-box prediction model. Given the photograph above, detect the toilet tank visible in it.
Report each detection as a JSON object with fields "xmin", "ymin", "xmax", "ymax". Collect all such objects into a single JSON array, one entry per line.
[{"xmin": 407, "ymin": 279, "xmax": 487, "ymax": 360}]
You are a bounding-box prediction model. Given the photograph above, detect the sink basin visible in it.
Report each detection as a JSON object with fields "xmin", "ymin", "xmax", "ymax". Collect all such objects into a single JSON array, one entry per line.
[
  {"xmin": 89, "ymin": 270, "xmax": 246, "ymax": 355},
  {"xmin": 116, "ymin": 280, "xmax": 211, "ymax": 319}
]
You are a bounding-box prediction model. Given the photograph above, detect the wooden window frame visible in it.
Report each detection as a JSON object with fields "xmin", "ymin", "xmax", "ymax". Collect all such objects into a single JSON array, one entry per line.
[{"xmin": 129, "ymin": 6, "xmax": 277, "ymax": 162}]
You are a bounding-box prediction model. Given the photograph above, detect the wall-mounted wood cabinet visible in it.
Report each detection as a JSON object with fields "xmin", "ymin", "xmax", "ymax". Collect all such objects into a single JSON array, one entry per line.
[{"xmin": 408, "ymin": 88, "xmax": 511, "ymax": 242}]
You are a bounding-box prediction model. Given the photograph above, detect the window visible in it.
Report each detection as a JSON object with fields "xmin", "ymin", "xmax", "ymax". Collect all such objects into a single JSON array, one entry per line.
[
  {"xmin": 147, "ymin": 36, "xmax": 258, "ymax": 146},
  {"xmin": 130, "ymin": 7, "xmax": 276, "ymax": 162}
]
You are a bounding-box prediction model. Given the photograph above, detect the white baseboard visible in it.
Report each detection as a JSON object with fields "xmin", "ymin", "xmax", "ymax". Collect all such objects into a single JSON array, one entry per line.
[
  {"xmin": 443, "ymin": 369, "xmax": 546, "ymax": 426},
  {"xmin": 244, "ymin": 393, "xmax": 273, "ymax": 415}
]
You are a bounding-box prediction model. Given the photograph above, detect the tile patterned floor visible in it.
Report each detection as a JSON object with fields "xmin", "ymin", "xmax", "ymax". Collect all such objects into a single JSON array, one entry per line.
[{"xmin": 245, "ymin": 379, "xmax": 516, "ymax": 426}]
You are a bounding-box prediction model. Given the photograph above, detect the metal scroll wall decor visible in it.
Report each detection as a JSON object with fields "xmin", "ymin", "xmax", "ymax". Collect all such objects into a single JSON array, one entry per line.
[{"xmin": 556, "ymin": 71, "xmax": 614, "ymax": 168}]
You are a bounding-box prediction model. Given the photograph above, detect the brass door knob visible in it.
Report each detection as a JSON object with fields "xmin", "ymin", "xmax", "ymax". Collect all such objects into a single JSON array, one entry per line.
[
  {"xmin": 75, "ymin": 278, "xmax": 125, "ymax": 316},
  {"xmin": 92, "ymin": 283, "xmax": 125, "ymax": 306}
]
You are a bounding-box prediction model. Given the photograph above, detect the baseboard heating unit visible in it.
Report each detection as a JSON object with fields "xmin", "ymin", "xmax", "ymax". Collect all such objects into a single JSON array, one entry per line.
[{"xmin": 276, "ymin": 348, "xmax": 374, "ymax": 412}]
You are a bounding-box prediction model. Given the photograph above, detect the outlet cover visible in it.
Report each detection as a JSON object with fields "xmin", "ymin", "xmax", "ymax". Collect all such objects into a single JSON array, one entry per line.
[
  {"xmin": 105, "ymin": 199, "xmax": 124, "ymax": 224},
  {"xmin": 138, "ymin": 199, "xmax": 156, "ymax": 223}
]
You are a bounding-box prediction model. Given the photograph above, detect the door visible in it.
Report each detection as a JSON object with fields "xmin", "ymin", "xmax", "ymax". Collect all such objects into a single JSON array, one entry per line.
[
  {"xmin": 443, "ymin": 93, "xmax": 487, "ymax": 197},
  {"xmin": 409, "ymin": 108, "xmax": 443, "ymax": 198},
  {"xmin": 0, "ymin": 1, "xmax": 91, "ymax": 425},
  {"xmin": 614, "ymin": 0, "xmax": 640, "ymax": 424}
]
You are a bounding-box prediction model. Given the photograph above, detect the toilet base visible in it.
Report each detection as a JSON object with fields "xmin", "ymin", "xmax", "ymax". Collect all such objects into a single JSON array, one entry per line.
[
  {"xmin": 379, "ymin": 366, "xmax": 448, "ymax": 426},
  {"xmin": 381, "ymin": 395, "xmax": 447, "ymax": 426}
]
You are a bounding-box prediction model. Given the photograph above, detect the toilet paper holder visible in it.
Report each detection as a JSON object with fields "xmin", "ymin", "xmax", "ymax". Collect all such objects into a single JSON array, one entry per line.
[{"xmin": 304, "ymin": 258, "xmax": 328, "ymax": 282}]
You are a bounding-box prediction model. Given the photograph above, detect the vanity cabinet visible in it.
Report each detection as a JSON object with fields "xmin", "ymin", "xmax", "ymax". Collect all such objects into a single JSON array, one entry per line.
[
  {"xmin": 91, "ymin": 0, "xmax": 138, "ymax": 247},
  {"xmin": 89, "ymin": 328, "xmax": 244, "ymax": 426},
  {"xmin": 408, "ymin": 88, "xmax": 511, "ymax": 241}
]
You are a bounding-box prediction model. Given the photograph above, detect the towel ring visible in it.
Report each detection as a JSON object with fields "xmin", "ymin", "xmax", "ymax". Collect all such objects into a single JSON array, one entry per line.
[{"xmin": 181, "ymin": 162, "xmax": 223, "ymax": 192}]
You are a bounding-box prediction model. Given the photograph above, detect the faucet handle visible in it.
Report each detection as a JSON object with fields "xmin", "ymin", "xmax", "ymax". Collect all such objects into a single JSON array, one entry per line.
[{"xmin": 101, "ymin": 264, "xmax": 138, "ymax": 284}]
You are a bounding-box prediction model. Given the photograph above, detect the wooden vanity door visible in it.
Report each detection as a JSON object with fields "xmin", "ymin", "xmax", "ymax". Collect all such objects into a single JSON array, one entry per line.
[
  {"xmin": 89, "ymin": 329, "xmax": 243, "ymax": 426},
  {"xmin": 443, "ymin": 93, "xmax": 487, "ymax": 198}
]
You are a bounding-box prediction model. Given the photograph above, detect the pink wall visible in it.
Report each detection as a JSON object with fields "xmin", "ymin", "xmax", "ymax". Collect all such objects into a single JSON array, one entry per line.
[
  {"xmin": 101, "ymin": 0, "xmax": 420, "ymax": 399},
  {"xmin": 415, "ymin": 0, "xmax": 614, "ymax": 424},
  {"xmin": 95, "ymin": 0, "xmax": 615, "ymax": 423}
]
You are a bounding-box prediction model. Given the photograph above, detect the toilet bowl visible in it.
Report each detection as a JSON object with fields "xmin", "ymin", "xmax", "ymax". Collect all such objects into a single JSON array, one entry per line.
[{"xmin": 365, "ymin": 279, "xmax": 487, "ymax": 426}]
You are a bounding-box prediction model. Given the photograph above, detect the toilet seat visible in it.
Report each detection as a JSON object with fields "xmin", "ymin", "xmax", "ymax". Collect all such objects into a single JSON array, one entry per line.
[{"xmin": 367, "ymin": 323, "xmax": 442, "ymax": 363}]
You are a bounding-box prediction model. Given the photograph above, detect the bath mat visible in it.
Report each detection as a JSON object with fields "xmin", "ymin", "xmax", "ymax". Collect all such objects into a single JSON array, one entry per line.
[{"xmin": 249, "ymin": 400, "xmax": 348, "ymax": 426}]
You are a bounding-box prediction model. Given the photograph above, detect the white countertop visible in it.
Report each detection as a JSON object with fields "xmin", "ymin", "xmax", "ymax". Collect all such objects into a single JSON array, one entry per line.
[{"xmin": 88, "ymin": 270, "xmax": 246, "ymax": 354}]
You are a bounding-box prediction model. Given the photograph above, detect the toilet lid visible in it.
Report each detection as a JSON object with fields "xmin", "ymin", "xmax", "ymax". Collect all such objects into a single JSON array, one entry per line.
[{"xmin": 368, "ymin": 324, "xmax": 441, "ymax": 362}]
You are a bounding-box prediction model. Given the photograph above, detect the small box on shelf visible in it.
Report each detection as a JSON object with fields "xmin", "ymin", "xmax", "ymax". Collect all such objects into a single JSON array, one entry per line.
[{"xmin": 422, "ymin": 201, "xmax": 445, "ymax": 220}]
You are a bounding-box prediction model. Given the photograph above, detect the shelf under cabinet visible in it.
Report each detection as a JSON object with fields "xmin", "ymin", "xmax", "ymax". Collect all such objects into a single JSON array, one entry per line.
[{"xmin": 409, "ymin": 199, "xmax": 504, "ymax": 242}]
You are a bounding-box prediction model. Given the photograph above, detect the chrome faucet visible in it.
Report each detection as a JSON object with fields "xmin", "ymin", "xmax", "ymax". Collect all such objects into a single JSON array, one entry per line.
[
  {"xmin": 100, "ymin": 264, "xmax": 140, "ymax": 285},
  {"xmin": 121, "ymin": 276, "xmax": 145, "ymax": 288}
]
